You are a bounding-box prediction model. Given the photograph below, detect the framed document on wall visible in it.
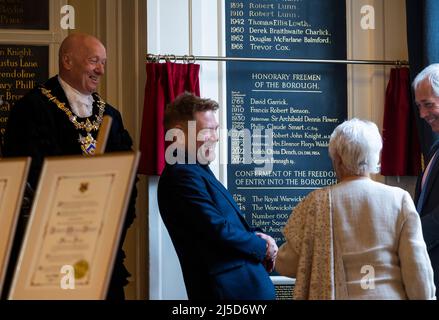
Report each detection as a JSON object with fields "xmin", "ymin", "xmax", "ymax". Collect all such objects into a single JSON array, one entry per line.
[
  {"xmin": 8, "ymin": 152, "xmax": 139, "ymax": 300},
  {"xmin": 0, "ymin": 158, "xmax": 31, "ymax": 296}
]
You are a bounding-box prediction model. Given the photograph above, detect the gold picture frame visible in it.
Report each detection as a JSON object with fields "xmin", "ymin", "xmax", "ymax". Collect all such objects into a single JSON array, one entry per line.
[{"xmin": 8, "ymin": 152, "xmax": 139, "ymax": 299}]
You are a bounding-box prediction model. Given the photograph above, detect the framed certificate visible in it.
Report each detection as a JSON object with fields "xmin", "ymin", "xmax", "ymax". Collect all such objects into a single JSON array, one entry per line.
[
  {"xmin": 0, "ymin": 158, "xmax": 31, "ymax": 297},
  {"xmin": 8, "ymin": 152, "xmax": 139, "ymax": 299}
]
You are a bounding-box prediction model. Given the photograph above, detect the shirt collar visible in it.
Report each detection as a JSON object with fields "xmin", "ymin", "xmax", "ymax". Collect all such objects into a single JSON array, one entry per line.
[{"xmin": 58, "ymin": 75, "xmax": 94, "ymax": 118}]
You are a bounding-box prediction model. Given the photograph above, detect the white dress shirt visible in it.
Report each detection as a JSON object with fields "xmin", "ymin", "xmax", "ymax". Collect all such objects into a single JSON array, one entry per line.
[{"xmin": 58, "ymin": 76, "xmax": 94, "ymax": 118}]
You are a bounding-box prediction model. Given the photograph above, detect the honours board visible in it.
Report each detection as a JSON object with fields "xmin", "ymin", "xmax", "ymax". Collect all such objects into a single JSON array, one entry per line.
[{"xmin": 226, "ymin": 0, "xmax": 347, "ymax": 245}]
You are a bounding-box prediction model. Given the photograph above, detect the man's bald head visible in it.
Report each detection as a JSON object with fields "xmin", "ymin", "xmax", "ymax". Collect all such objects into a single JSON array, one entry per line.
[{"xmin": 58, "ymin": 33, "xmax": 107, "ymax": 94}]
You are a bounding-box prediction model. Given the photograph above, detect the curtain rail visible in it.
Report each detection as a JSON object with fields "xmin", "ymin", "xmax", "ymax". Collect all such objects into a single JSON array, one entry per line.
[{"xmin": 146, "ymin": 54, "xmax": 409, "ymax": 66}]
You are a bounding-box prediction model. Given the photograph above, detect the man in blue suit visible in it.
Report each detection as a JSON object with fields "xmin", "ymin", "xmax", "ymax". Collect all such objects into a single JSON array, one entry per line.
[
  {"xmin": 157, "ymin": 92, "xmax": 277, "ymax": 300},
  {"xmin": 413, "ymin": 64, "xmax": 439, "ymax": 298}
]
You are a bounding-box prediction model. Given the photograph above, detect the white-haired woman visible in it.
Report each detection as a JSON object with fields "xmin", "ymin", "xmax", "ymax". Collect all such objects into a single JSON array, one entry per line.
[{"xmin": 275, "ymin": 118, "xmax": 435, "ymax": 300}]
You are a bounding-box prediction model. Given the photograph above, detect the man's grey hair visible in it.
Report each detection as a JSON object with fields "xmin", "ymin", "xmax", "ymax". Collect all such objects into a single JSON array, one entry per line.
[
  {"xmin": 412, "ymin": 63, "xmax": 439, "ymax": 97},
  {"xmin": 328, "ymin": 118, "xmax": 382, "ymax": 175}
]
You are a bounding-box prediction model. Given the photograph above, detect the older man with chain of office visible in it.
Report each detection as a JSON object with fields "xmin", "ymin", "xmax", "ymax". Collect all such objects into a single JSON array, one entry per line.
[{"xmin": 2, "ymin": 33, "xmax": 136, "ymax": 300}]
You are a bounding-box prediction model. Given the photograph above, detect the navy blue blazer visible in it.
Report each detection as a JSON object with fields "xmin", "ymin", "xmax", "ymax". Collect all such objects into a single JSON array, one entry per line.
[
  {"xmin": 415, "ymin": 140, "xmax": 439, "ymax": 297},
  {"xmin": 157, "ymin": 163, "xmax": 275, "ymax": 300}
]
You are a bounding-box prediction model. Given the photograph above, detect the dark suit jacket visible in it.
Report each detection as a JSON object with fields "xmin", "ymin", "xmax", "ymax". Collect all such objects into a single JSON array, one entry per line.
[
  {"xmin": 2, "ymin": 76, "xmax": 137, "ymax": 300},
  {"xmin": 157, "ymin": 162, "xmax": 275, "ymax": 300},
  {"xmin": 415, "ymin": 140, "xmax": 439, "ymax": 297}
]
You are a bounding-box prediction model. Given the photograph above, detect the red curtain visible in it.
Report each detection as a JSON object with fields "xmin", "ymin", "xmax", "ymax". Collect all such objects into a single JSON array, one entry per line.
[
  {"xmin": 138, "ymin": 62, "xmax": 200, "ymax": 175},
  {"xmin": 381, "ymin": 67, "xmax": 422, "ymax": 176}
]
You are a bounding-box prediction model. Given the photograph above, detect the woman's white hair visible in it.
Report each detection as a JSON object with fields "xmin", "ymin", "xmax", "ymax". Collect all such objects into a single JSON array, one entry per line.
[{"xmin": 328, "ymin": 118, "xmax": 382, "ymax": 175}]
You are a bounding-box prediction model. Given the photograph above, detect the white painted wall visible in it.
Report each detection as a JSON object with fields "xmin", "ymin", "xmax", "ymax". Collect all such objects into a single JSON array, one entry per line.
[{"xmin": 147, "ymin": 0, "xmax": 189, "ymax": 299}]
